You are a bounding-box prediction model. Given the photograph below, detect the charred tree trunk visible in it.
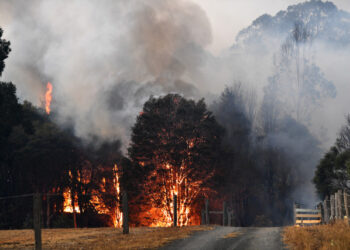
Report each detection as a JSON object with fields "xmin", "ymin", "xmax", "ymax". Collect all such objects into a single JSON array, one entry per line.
[
  {"xmin": 173, "ymin": 194, "xmax": 177, "ymax": 227},
  {"xmin": 71, "ymin": 191, "xmax": 77, "ymax": 228},
  {"xmin": 122, "ymin": 191, "xmax": 129, "ymax": 234},
  {"xmin": 205, "ymin": 198, "xmax": 209, "ymax": 225}
]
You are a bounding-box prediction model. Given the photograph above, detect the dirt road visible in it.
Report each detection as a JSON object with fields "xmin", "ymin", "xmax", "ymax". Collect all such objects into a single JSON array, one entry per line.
[{"xmin": 162, "ymin": 226, "xmax": 285, "ymax": 250}]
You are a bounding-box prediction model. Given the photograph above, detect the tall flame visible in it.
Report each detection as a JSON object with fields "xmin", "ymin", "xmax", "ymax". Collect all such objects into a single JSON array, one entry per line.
[{"xmin": 45, "ymin": 82, "xmax": 53, "ymax": 114}]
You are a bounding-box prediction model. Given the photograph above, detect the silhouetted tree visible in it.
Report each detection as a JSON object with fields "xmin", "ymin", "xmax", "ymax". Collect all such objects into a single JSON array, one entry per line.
[
  {"xmin": 0, "ymin": 27, "xmax": 10, "ymax": 76},
  {"xmin": 266, "ymin": 22, "xmax": 336, "ymax": 124},
  {"xmin": 128, "ymin": 94, "xmax": 224, "ymax": 226},
  {"xmin": 314, "ymin": 116, "xmax": 350, "ymax": 198}
]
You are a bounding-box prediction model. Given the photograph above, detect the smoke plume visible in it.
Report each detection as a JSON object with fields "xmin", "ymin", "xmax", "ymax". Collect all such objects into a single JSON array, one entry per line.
[{"xmin": 0, "ymin": 0, "xmax": 213, "ymax": 146}]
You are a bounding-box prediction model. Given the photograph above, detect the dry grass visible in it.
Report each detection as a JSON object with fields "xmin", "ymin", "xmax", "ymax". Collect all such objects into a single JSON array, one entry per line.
[
  {"xmin": 283, "ymin": 221, "xmax": 350, "ymax": 250},
  {"xmin": 222, "ymin": 231, "xmax": 241, "ymax": 239},
  {"xmin": 0, "ymin": 226, "xmax": 212, "ymax": 249}
]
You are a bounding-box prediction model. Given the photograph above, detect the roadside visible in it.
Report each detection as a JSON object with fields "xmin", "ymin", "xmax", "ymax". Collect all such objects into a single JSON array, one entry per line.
[
  {"xmin": 0, "ymin": 226, "xmax": 212, "ymax": 249},
  {"xmin": 284, "ymin": 221, "xmax": 350, "ymax": 250}
]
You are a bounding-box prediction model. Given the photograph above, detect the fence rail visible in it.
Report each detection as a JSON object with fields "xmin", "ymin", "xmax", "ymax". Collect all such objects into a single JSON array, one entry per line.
[
  {"xmin": 295, "ymin": 189, "xmax": 350, "ymax": 226},
  {"xmin": 293, "ymin": 206, "xmax": 321, "ymax": 226}
]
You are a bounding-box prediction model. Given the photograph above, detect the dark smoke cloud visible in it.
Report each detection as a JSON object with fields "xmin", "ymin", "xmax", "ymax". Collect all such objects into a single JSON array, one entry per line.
[{"xmin": 0, "ymin": 0, "xmax": 213, "ymax": 147}]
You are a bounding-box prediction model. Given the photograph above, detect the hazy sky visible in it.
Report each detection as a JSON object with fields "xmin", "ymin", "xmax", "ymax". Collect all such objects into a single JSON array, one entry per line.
[{"xmin": 192, "ymin": 0, "xmax": 350, "ymax": 54}]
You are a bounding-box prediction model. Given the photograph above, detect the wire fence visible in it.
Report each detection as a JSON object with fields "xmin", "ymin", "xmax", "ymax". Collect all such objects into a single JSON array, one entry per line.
[
  {"xmin": 0, "ymin": 192, "xmax": 119, "ymax": 229},
  {"xmin": 0, "ymin": 191, "xmax": 130, "ymax": 250}
]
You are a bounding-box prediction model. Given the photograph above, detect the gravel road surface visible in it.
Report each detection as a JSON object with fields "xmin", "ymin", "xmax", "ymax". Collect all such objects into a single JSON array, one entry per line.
[{"xmin": 162, "ymin": 226, "xmax": 286, "ymax": 250}]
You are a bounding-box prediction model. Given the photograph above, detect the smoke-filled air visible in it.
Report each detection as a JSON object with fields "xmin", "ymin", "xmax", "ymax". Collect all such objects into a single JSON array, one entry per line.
[{"xmin": 1, "ymin": 0, "xmax": 350, "ymax": 229}]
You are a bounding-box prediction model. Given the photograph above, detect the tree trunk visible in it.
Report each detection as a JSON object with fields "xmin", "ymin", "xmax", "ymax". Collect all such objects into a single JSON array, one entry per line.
[
  {"xmin": 71, "ymin": 191, "xmax": 77, "ymax": 228},
  {"xmin": 122, "ymin": 191, "xmax": 129, "ymax": 234}
]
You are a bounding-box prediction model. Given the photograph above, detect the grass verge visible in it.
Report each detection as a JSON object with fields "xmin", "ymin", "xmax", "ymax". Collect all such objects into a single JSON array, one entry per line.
[
  {"xmin": 0, "ymin": 226, "xmax": 212, "ymax": 249},
  {"xmin": 283, "ymin": 220, "xmax": 350, "ymax": 250}
]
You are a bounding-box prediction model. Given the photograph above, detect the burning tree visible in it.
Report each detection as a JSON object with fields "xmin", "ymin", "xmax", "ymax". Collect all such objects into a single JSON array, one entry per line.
[
  {"xmin": 61, "ymin": 141, "xmax": 124, "ymax": 228},
  {"xmin": 128, "ymin": 94, "xmax": 223, "ymax": 226}
]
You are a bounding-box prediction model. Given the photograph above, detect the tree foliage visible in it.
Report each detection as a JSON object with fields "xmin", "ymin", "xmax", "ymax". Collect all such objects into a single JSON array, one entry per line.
[
  {"xmin": 128, "ymin": 94, "xmax": 224, "ymax": 226},
  {"xmin": 0, "ymin": 27, "xmax": 11, "ymax": 76},
  {"xmin": 314, "ymin": 115, "xmax": 350, "ymax": 198}
]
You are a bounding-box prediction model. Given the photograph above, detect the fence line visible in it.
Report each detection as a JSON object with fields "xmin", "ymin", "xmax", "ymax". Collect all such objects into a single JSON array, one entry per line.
[
  {"xmin": 0, "ymin": 193, "xmax": 34, "ymax": 200},
  {"xmin": 1, "ymin": 191, "xmax": 130, "ymax": 250},
  {"xmin": 321, "ymin": 189, "xmax": 350, "ymax": 224}
]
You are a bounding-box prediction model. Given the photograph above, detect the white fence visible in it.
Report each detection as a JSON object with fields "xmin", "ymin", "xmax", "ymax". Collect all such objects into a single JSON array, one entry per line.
[{"xmin": 293, "ymin": 207, "xmax": 321, "ymax": 226}]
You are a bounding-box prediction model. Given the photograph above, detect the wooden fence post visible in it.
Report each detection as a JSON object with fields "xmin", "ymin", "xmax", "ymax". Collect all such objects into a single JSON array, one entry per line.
[
  {"xmin": 227, "ymin": 209, "xmax": 232, "ymax": 227},
  {"xmin": 33, "ymin": 193, "xmax": 42, "ymax": 250},
  {"xmin": 338, "ymin": 190, "xmax": 343, "ymax": 219},
  {"xmin": 223, "ymin": 201, "xmax": 227, "ymax": 226},
  {"xmin": 205, "ymin": 198, "xmax": 209, "ymax": 225},
  {"xmin": 330, "ymin": 194, "xmax": 335, "ymax": 220},
  {"xmin": 173, "ymin": 194, "xmax": 177, "ymax": 227},
  {"xmin": 201, "ymin": 209, "xmax": 205, "ymax": 225},
  {"xmin": 335, "ymin": 192, "xmax": 339, "ymax": 219},
  {"xmin": 122, "ymin": 191, "xmax": 129, "ymax": 234},
  {"xmin": 344, "ymin": 190, "xmax": 349, "ymax": 223},
  {"xmin": 293, "ymin": 203, "xmax": 296, "ymax": 225},
  {"xmin": 323, "ymin": 196, "xmax": 329, "ymax": 223}
]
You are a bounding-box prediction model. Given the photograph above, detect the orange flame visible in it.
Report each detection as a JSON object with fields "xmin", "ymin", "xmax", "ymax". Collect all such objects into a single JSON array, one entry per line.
[
  {"xmin": 45, "ymin": 82, "xmax": 52, "ymax": 114},
  {"xmin": 62, "ymin": 164, "xmax": 123, "ymax": 227},
  {"xmin": 63, "ymin": 189, "xmax": 80, "ymax": 213}
]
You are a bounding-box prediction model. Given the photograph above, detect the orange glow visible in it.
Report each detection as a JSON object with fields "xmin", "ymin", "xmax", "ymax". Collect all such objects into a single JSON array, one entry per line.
[
  {"xmin": 45, "ymin": 82, "xmax": 53, "ymax": 114},
  {"xmin": 112, "ymin": 164, "xmax": 123, "ymax": 227},
  {"xmin": 63, "ymin": 189, "xmax": 80, "ymax": 213},
  {"xmin": 143, "ymin": 162, "xmax": 202, "ymax": 227},
  {"xmin": 62, "ymin": 164, "xmax": 123, "ymax": 228}
]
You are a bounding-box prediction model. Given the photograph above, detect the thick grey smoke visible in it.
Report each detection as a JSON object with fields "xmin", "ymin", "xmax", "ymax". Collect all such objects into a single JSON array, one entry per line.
[
  {"xmin": 1, "ymin": 0, "xmax": 350, "ymax": 209},
  {"xmin": 0, "ymin": 0, "xmax": 214, "ymax": 146},
  {"xmin": 223, "ymin": 0, "xmax": 350, "ymax": 206},
  {"xmin": 226, "ymin": 1, "xmax": 350, "ymax": 148}
]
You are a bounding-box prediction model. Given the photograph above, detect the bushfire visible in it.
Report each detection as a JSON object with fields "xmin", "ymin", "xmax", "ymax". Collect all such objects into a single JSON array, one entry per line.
[
  {"xmin": 146, "ymin": 162, "xmax": 202, "ymax": 227},
  {"xmin": 137, "ymin": 155, "xmax": 204, "ymax": 227},
  {"xmin": 45, "ymin": 82, "xmax": 52, "ymax": 114},
  {"xmin": 62, "ymin": 164, "xmax": 123, "ymax": 228},
  {"xmin": 58, "ymin": 94, "xmax": 211, "ymax": 228},
  {"xmin": 62, "ymin": 161, "xmax": 199, "ymax": 227}
]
